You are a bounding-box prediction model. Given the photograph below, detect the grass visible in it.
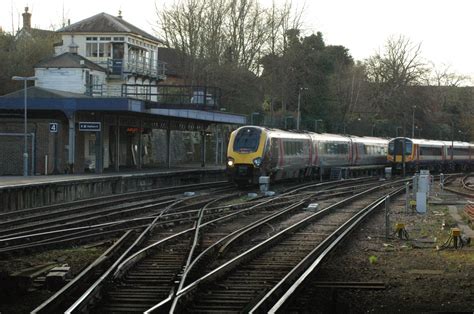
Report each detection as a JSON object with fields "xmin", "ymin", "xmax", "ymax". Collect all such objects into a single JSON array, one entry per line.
[{"xmin": 0, "ymin": 244, "xmax": 108, "ymax": 274}]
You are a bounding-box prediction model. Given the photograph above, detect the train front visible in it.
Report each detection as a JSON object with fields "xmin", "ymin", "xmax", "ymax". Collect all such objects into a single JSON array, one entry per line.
[
  {"xmin": 387, "ymin": 137, "xmax": 414, "ymax": 172},
  {"xmin": 227, "ymin": 126, "xmax": 267, "ymax": 185}
]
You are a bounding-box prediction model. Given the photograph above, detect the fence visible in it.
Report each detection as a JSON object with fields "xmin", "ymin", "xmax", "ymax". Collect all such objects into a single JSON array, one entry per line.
[{"xmin": 0, "ymin": 132, "xmax": 35, "ymax": 175}]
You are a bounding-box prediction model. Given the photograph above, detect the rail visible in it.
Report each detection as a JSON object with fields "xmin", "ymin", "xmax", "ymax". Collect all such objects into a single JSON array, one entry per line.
[{"xmin": 250, "ymin": 185, "xmax": 405, "ymax": 313}]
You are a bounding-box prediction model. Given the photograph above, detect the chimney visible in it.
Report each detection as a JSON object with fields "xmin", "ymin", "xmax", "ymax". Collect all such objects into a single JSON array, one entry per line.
[
  {"xmin": 117, "ymin": 10, "xmax": 122, "ymax": 19},
  {"xmin": 22, "ymin": 7, "xmax": 31, "ymax": 30}
]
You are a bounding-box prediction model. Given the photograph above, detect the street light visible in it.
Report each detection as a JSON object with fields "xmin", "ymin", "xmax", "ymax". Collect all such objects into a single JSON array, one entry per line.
[
  {"xmin": 411, "ymin": 105, "xmax": 416, "ymax": 138},
  {"xmin": 297, "ymin": 87, "xmax": 308, "ymax": 130},
  {"xmin": 314, "ymin": 119, "xmax": 323, "ymax": 132},
  {"xmin": 12, "ymin": 76, "xmax": 37, "ymax": 176}
]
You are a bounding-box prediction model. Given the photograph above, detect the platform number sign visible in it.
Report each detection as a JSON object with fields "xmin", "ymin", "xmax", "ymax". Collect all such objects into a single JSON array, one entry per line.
[{"xmin": 49, "ymin": 122, "xmax": 59, "ymax": 133}]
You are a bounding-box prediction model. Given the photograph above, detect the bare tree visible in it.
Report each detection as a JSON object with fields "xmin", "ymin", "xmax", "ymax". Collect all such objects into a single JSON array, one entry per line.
[
  {"xmin": 155, "ymin": 0, "xmax": 302, "ymax": 113},
  {"xmin": 428, "ymin": 63, "xmax": 471, "ymax": 87},
  {"xmin": 364, "ymin": 35, "xmax": 428, "ymax": 126}
]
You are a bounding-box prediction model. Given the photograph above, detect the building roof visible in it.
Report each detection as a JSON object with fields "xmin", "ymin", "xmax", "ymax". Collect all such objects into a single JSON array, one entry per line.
[
  {"xmin": 17, "ymin": 28, "xmax": 58, "ymax": 39},
  {"xmin": 57, "ymin": 12, "xmax": 163, "ymax": 44},
  {"xmin": 35, "ymin": 52, "xmax": 106, "ymax": 72},
  {"xmin": 1, "ymin": 86, "xmax": 92, "ymax": 99}
]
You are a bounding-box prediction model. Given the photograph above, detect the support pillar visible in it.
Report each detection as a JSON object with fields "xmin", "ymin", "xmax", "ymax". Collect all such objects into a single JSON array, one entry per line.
[
  {"xmin": 215, "ymin": 127, "xmax": 219, "ymax": 165},
  {"xmin": 166, "ymin": 122, "xmax": 171, "ymax": 169},
  {"xmin": 95, "ymin": 129, "xmax": 103, "ymax": 174},
  {"xmin": 67, "ymin": 115, "xmax": 75, "ymax": 173},
  {"xmin": 115, "ymin": 116, "xmax": 120, "ymax": 172},
  {"xmin": 137, "ymin": 120, "xmax": 143, "ymax": 170},
  {"xmin": 53, "ymin": 126, "xmax": 59, "ymax": 174},
  {"xmin": 201, "ymin": 131, "xmax": 206, "ymax": 168}
]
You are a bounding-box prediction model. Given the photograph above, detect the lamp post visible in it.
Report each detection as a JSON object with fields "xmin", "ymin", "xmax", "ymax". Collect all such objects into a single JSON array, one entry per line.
[
  {"xmin": 371, "ymin": 123, "xmax": 376, "ymax": 136},
  {"xmin": 450, "ymin": 120, "xmax": 454, "ymax": 165},
  {"xmin": 12, "ymin": 76, "xmax": 37, "ymax": 176},
  {"xmin": 314, "ymin": 119, "xmax": 323, "ymax": 132},
  {"xmin": 411, "ymin": 105, "xmax": 416, "ymax": 138},
  {"xmin": 297, "ymin": 87, "xmax": 307, "ymax": 130}
]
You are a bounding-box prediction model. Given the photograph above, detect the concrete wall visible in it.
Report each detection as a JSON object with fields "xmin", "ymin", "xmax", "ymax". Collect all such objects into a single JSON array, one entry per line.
[
  {"xmin": 35, "ymin": 68, "xmax": 107, "ymax": 95},
  {"xmin": 0, "ymin": 169, "xmax": 225, "ymax": 211}
]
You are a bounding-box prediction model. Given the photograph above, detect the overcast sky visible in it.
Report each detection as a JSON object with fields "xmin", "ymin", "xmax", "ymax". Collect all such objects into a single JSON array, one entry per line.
[{"xmin": 2, "ymin": 0, "xmax": 474, "ymax": 79}]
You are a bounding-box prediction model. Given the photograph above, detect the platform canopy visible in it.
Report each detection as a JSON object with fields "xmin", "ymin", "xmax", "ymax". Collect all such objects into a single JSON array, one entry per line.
[{"xmin": 0, "ymin": 86, "xmax": 246, "ymax": 125}]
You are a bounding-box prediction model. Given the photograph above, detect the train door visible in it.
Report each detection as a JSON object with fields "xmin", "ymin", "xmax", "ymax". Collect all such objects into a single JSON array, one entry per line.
[{"xmin": 270, "ymin": 138, "xmax": 279, "ymax": 168}]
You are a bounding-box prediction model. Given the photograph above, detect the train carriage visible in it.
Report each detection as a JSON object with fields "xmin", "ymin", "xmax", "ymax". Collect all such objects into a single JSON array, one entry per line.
[
  {"xmin": 226, "ymin": 126, "xmax": 314, "ymax": 185},
  {"xmin": 309, "ymin": 133, "xmax": 351, "ymax": 177},
  {"xmin": 351, "ymin": 136, "xmax": 388, "ymax": 166},
  {"xmin": 388, "ymin": 137, "xmax": 474, "ymax": 172},
  {"xmin": 227, "ymin": 126, "xmax": 389, "ymax": 185}
]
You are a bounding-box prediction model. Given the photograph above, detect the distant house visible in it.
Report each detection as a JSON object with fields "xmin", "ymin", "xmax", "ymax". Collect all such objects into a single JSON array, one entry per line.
[
  {"xmin": 15, "ymin": 7, "xmax": 59, "ymax": 41},
  {"xmin": 41, "ymin": 12, "xmax": 167, "ymax": 98},
  {"xmin": 35, "ymin": 52, "xmax": 107, "ymax": 96}
]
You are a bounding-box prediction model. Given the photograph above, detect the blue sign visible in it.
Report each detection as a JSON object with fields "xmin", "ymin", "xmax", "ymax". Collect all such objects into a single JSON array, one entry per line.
[
  {"xmin": 49, "ymin": 122, "xmax": 58, "ymax": 133},
  {"xmin": 79, "ymin": 122, "xmax": 101, "ymax": 131}
]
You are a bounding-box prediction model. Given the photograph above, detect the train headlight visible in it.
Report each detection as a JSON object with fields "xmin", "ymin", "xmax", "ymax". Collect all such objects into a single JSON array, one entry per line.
[
  {"xmin": 253, "ymin": 157, "xmax": 262, "ymax": 168},
  {"xmin": 227, "ymin": 158, "xmax": 235, "ymax": 167}
]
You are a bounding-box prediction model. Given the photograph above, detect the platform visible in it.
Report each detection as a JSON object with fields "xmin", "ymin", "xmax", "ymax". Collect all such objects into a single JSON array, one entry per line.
[{"xmin": 0, "ymin": 165, "xmax": 226, "ymax": 211}]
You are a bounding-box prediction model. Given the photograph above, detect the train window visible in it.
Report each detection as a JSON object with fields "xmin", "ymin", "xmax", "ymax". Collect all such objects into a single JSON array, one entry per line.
[
  {"xmin": 390, "ymin": 139, "xmax": 412, "ymax": 155},
  {"xmin": 319, "ymin": 142, "xmax": 326, "ymax": 154},
  {"xmin": 233, "ymin": 128, "xmax": 261, "ymax": 153},
  {"xmin": 451, "ymin": 148, "xmax": 469, "ymax": 156},
  {"xmin": 338, "ymin": 143, "xmax": 348, "ymax": 154},
  {"xmin": 388, "ymin": 142, "xmax": 395, "ymax": 155},
  {"xmin": 420, "ymin": 146, "xmax": 442, "ymax": 156},
  {"xmin": 297, "ymin": 141, "xmax": 304, "ymax": 155}
]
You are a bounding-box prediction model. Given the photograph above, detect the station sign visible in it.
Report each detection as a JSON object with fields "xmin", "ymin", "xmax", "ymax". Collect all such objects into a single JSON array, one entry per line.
[
  {"xmin": 49, "ymin": 122, "xmax": 58, "ymax": 133},
  {"xmin": 79, "ymin": 122, "xmax": 101, "ymax": 132}
]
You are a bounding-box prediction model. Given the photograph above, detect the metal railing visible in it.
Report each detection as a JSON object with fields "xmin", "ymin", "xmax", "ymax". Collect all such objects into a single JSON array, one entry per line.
[
  {"xmin": 96, "ymin": 58, "xmax": 166, "ymax": 80},
  {"xmin": 121, "ymin": 84, "xmax": 221, "ymax": 110}
]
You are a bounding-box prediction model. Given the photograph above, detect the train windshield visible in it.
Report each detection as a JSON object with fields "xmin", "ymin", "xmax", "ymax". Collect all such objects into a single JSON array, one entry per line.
[
  {"xmin": 233, "ymin": 127, "xmax": 261, "ymax": 153},
  {"xmin": 388, "ymin": 138, "xmax": 412, "ymax": 155}
]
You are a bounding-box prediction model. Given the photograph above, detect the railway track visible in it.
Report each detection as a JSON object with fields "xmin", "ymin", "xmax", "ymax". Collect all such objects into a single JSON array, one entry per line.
[
  {"xmin": 31, "ymin": 178, "xmax": 372, "ymax": 313},
  {"xmin": 169, "ymin": 180, "xmax": 404, "ymax": 313},
  {"xmin": 0, "ymin": 182, "xmax": 235, "ymax": 255},
  {"xmin": 443, "ymin": 173, "xmax": 474, "ymax": 198}
]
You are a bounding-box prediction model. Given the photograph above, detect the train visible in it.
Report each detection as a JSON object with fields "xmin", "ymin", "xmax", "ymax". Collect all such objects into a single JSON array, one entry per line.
[
  {"xmin": 388, "ymin": 137, "xmax": 474, "ymax": 172},
  {"xmin": 226, "ymin": 126, "xmax": 388, "ymax": 185}
]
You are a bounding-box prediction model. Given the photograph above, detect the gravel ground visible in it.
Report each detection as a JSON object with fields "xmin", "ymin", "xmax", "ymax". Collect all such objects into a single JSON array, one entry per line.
[{"xmin": 300, "ymin": 184, "xmax": 474, "ymax": 313}]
